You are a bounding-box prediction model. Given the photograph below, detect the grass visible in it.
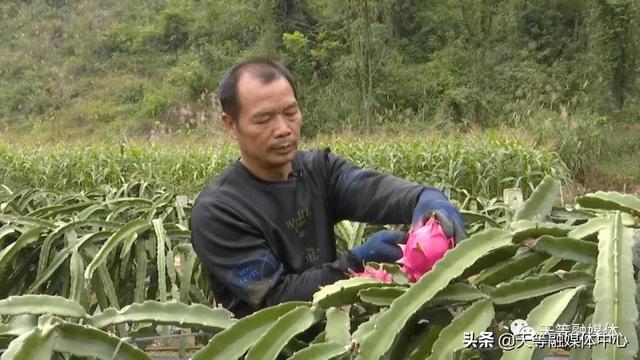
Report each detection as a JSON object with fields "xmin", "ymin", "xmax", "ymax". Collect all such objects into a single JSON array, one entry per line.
[
  {"xmin": 580, "ymin": 123, "xmax": 640, "ymax": 195},
  {"xmin": 496, "ymin": 119, "xmax": 640, "ymax": 196}
]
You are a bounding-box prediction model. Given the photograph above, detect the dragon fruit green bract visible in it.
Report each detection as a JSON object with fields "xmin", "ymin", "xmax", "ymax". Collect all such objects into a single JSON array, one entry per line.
[{"xmin": 398, "ymin": 216, "xmax": 455, "ymax": 282}]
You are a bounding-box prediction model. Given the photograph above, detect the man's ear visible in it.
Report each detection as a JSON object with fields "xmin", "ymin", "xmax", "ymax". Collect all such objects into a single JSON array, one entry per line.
[{"xmin": 221, "ymin": 113, "xmax": 239, "ymax": 140}]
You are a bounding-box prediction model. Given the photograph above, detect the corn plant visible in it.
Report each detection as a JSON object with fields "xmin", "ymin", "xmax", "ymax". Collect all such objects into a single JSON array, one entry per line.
[
  {"xmin": 0, "ymin": 135, "xmax": 569, "ymax": 199},
  {"xmin": 1, "ymin": 176, "xmax": 638, "ymax": 359}
]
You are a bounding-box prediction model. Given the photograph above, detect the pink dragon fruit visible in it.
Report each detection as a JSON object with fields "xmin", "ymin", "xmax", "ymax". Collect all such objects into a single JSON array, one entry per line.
[
  {"xmin": 398, "ymin": 217, "xmax": 455, "ymax": 282},
  {"xmin": 349, "ymin": 265, "xmax": 393, "ymax": 283}
]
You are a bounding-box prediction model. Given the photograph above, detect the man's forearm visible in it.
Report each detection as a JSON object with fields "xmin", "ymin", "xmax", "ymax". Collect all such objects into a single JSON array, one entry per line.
[{"xmin": 263, "ymin": 251, "xmax": 362, "ymax": 306}]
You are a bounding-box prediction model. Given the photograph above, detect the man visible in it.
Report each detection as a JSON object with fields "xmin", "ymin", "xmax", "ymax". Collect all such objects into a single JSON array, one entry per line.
[{"xmin": 190, "ymin": 59, "xmax": 466, "ymax": 318}]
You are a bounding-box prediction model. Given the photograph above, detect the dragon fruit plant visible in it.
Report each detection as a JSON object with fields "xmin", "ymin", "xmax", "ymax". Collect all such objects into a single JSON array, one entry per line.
[
  {"xmin": 2, "ymin": 177, "xmax": 638, "ymax": 359},
  {"xmin": 352, "ymin": 216, "xmax": 455, "ymax": 283}
]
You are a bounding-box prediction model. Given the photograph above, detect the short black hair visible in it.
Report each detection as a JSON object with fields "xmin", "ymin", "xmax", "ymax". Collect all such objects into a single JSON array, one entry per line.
[{"xmin": 217, "ymin": 59, "xmax": 298, "ymax": 121}]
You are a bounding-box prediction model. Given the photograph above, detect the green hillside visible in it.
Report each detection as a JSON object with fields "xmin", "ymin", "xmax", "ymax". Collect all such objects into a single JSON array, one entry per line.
[{"xmin": 1, "ymin": 0, "xmax": 638, "ymax": 139}]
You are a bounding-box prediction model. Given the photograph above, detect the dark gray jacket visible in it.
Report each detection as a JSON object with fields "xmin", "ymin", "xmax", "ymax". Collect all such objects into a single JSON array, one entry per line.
[{"xmin": 190, "ymin": 148, "xmax": 422, "ymax": 318}]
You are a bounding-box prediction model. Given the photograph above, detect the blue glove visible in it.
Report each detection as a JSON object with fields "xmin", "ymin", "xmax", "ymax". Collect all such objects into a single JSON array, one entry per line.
[
  {"xmin": 351, "ymin": 230, "xmax": 405, "ymax": 263},
  {"xmin": 412, "ymin": 187, "xmax": 466, "ymax": 244}
]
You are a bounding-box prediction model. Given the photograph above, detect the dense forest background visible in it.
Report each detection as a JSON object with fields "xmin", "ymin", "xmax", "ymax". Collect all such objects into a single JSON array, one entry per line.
[{"xmin": 0, "ymin": 0, "xmax": 639, "ymax": 188}]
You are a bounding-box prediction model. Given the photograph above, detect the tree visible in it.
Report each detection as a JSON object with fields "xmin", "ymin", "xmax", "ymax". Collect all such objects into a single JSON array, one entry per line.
[{"xmin": 594, "ymin": 0, "xmax": 639, "ymax": 111}]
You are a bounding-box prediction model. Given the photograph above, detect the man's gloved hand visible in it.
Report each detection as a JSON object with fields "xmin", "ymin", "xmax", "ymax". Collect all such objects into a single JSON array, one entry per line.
[
  {"xmin": 351, "ymin": 230, "xmax": 405, "ymax": 263},
  {"xmin": 412, "ymin": 187, "xmax": 466, "ymax": 244}
]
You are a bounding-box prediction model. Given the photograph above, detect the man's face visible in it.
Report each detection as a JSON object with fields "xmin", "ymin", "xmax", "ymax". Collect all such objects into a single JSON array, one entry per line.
[{"xmin": 223, "ymin": 73, "xmax": 301, "ymax": 172}]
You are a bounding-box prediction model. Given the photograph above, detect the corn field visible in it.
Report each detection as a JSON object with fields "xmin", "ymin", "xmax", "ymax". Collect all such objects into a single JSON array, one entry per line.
[
  {"xmin": 0, "ymin": 175, "xmax": 639, "ymax": 359},
  {"xmin": 0, "ymin": 134, "xmax": 569, "ymax": 199}
]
